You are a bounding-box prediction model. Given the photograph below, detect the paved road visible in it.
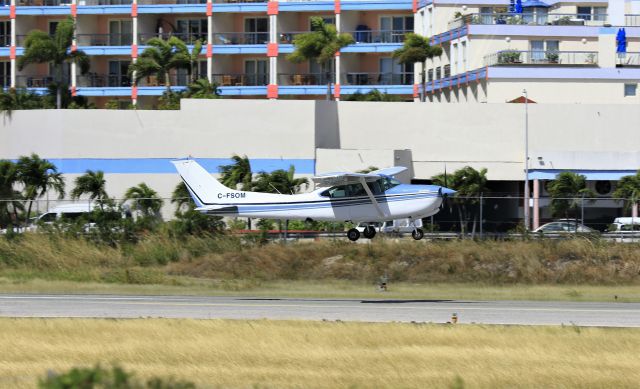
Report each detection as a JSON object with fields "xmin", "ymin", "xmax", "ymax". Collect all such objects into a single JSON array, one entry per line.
[{"xmin": 0, "ymin": 294, "xmax": 638, "ymax": 327}]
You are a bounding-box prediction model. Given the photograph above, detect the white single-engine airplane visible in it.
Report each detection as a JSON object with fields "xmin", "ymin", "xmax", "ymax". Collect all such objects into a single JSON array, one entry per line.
[{"xmin": 172, "ymin": 159, "xmax": 455, "ymax": 241}]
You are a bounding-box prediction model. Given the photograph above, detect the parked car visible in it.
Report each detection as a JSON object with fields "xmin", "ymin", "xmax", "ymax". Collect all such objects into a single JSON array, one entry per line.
[
  {"xmin": 607, "ymin": 217, "xmax": 640, "ymax": 233},
  {"xmin": 357, "ymin": 218, "xmax": 423, "ymax": 234},
  {"xmin": 533, "ymin": 220, "xmax": 595, "ymax": 234}
]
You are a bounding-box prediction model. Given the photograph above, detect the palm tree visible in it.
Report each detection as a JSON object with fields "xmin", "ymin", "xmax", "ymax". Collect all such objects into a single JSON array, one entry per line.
[
  {"xmin": 251, "ymin": 165, "xmax": 308, "ymax": 195},
  {"xmin": 128, "ymin": 36, "xmax": 190, "ymax": 93},
  {"xmin": 0, "ymin": 160, "xmax": 24, "ymax": 227},
  {"xmin": 432, "ymin": 166, "xmax": 489, "ymax": 236},
  {"xmin": 287, "ymin": 17, "xmax": 354, "ymax": 100},
  {"xmin": 393, "ymin": 33, "xmax": 443, "ymax": 102},
  {"xmin": 187, "ymin": 39, "xmax": 203, "ymax": 83},
  {"xmin": 171, "ymin": 182, "xmax": 192, "ymax": 216},
  {"xmin": 187, "ymin": 78, "xmax": 219, "ymax": 99},
  {"xmin": 70, "ymin": 170, "xmax": 108, "ymax": 209},
  {"xmin": 547, "ymin": 172, "xmax": 595, "ymax": 223},
  {"xmin": 16, "ymin": 153, "xmax": 65, "ymax": 224},
  {"xmin": 124, "ymin": 183, "xmax": 163, "ymax": 219},
  {"xmin": 344, "ymin": 90, "xmax": 402, "ymax": 102},
  {"xmin": 612, "ymin": 170, "xmax": 640, "ymax": 218},
  {"xmin": 219, "ymin": 155, "xmax": 253, "ymax": 190},
  {"xmin": 0, "ymin": 89, "xmax": 45, "ymax": 115},
  {"xmin": 17, "ymin": 17, "xmax": 90, "ymax": 109}
]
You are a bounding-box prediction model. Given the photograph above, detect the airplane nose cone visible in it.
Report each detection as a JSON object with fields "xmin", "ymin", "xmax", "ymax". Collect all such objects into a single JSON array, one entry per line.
[{"xmin": 441, "ymin": 187, "xmax": 456, "ymax": 196}]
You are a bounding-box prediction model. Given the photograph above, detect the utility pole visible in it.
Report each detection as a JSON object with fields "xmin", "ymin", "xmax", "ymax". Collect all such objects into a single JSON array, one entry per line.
[{"xmin": 523, "ymin": 89, "xmax": 530, "ymax": 232}]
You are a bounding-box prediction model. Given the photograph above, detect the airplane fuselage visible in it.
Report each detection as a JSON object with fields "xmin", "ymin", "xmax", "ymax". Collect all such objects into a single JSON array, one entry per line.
[{"xmin": 199, "ymin": 184, "xmax": 443, "ymax": 223}]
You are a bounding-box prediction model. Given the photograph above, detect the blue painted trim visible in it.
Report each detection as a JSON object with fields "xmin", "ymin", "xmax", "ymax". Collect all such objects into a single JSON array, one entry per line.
[
  {"xmin": 16, "ymin": 6, "xmax": 71, "ymax": 15},
  {"xmin": 138, "ymin": 86, "xmax": 187, "ymax": 96},
  {"xmin": 530, "ymin": 170, "xmax": 638, "ymax": 180},
  {"xmin": 78, "ymin": 46, "xmax": 131, "ymax": 56},
  {"xmin": 341, "ymin": 0, "xmax": 411, "ymax": 11},
  {"xmin": 76, "ymin": 5, "xmax": 131, "ymax": 14},
  {"xmin": 278, "ymin": 85, "xmax": 413, "ymax": 95},
  {"xmin": 488, "ymin": 67, "xmax": 640, "ymax": 80},
  {"xmin": 279, "ymin": 1, "xmax": 334, "ymax": 12},
  {"xmin": 0, "ymin": 8, "xmax": 9, "ymax": 16},
  {"xmin": 24, "ymin": 158, "xmax": 316, "ymax": 175},
  {"xmin": 210, "ymin": 2, "xmax": 267, "ymax": 13},
  {"xmin": 341, "ymin": 43, "xmax": 403, "ymax": 53},
  {"xmin": 76, "ymin": 87, "xmax": 131, "ymax": 97},
  {"xmin": 218, "ymin": 86, "xmax": 267, "ymax": 96},
  {"xmin": 212, "ymin": 44, "xmax": 267, "ymax": 54},
  {"xmin": 0, "ymin": 47, "xmax": 9, "ymax": 57},
  {"xmin": 138, "ymin": 4, "xmax": 206, "ymax": 14}
]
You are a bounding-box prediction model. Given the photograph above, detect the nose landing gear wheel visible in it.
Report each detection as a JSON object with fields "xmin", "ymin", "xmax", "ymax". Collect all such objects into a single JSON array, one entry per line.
[
  {"xmin": 363, "ymin": 226, "xmax": 376, "ymax": 239},
  {"xmin": 411, "ymin": 228, "xmax": 424, "ymax": 241},
  {"xmin": 347, "ymin": 228, "xmax": 361, "ymax": 241}
]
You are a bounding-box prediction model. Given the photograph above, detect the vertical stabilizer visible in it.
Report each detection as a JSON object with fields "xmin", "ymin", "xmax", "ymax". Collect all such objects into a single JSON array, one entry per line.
[{"xmin": 172, "ymin": 159, "xmax": 240, "ymax": 205}]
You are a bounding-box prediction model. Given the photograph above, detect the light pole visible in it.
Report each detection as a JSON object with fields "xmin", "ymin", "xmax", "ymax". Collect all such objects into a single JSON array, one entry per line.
[{"xmin": 523, "ymin": 89, "xmax": 530, "ymax": 231}]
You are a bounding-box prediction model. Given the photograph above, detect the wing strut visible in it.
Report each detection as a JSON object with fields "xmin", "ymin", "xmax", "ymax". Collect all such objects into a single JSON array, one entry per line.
[{"xmin": 359, "ymin": 177, "xmax": 387, "ymax": 218}]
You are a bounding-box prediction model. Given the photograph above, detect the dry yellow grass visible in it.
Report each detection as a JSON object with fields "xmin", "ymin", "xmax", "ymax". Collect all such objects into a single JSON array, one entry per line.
[{"xmin": 1, "ymin": 318, "xmax": 639, "ymax": 389}]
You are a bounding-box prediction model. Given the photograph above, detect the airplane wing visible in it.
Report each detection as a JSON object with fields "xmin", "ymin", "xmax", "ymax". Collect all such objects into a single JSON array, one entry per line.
[
  {"xmin": 368, "ymin": 166, "xmax": 407, "ymax": 177},
  {"xmin": 311, "ymin": 172, "xmax": 380, "ymax": 187},
  {"xmin": 312, "ymin": 167, "xmax": 408, "ymax": 187}
]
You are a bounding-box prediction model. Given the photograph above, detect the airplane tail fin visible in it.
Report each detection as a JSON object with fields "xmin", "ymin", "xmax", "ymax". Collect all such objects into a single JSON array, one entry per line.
[{"xmin": 172, "ymin": 159, "xmax": 239, "ymax": 205}]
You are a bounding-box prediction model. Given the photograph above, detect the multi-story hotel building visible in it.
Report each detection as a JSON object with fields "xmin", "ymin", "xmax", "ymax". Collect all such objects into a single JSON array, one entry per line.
[{"xmin": 1, "ymin": 0, "xmax": 638, "ymax": 107}]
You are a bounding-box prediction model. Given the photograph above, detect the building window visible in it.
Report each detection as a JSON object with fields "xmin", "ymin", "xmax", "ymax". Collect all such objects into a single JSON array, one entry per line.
[
  {"xmin": 176, "ymin": 19, "xmax": 207, "ymax": 44},
  {"xmin": 577, "ymin": 6, "xmax": 607, "ymax": 22},
  {"xmin": 108, "ymin": 60, "xmax": 131, "ymax": 87},
  {"xmin": 0, "ymin": 21, "xmax": 9, "ymax": 47},
  {"xmin": 624, "ymin": 83, "xmax": 637, "ymax": 97},
  {"xmin": 109, "ymin": 20, "xmax": 133, "ymax": 46},
  {"xmin": 435, "ymin": 67, "xmax": 441, "ymax": 80},
  {"xmin": 244, "ymin": 59, "xmax": 269, "ymax": 86},
  {"xmin": 461, "ymin": 41, "xmax": 467, "ymax": 73},
  {"xmin": 427, "ymin": 69, "xmax": 433, "ymax": 82},
  {"xmin": 0, "ymin": 61, "xmax": 9, "ymax": 87},
  {"xmin": 245, "ymin": 18, "xmax": 269, "ymax": 44}
]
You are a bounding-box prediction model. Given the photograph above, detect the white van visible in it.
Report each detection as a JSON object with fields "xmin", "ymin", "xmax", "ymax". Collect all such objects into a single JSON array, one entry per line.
[
  {"xmin": 357, "ymin": 218, "xmax": 423, "ymax": 234},
  {"xmin": 25, "ymin": 203, "xmax": 97, "ymax": 231},
  {"xmin": 609, "ymin": 217, "xmax": 640, "ymax": 233}
]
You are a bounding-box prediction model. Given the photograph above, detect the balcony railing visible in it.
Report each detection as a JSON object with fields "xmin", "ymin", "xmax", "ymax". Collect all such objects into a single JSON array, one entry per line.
[
  {"xmin": 448, "ymin": 13, "xmax": 609, "ymax": 29},
  {"xmin": 626, "ymin": 14, "xmax": 640, "ymax": 26},
  {"xmin": 138, "ymin": 32, "xmax": 207, "ymax": 45},
  {"xmin": 484, "ymin": 50, "xmax": 599, "ymax": 67},
  {"xmin": 212, "ymin": 0, "xmax": 267, "ymax": 3},
  {"xmin": 137, "ymin": 0, "xmax": 206, "ymax": 4},
  {"xmin": 212, "ymin": 73, "xmax": 268, "ymax": 86},
  {"xmin": 617, "ymin": 52, "xmax": 640, "ymax": 67},
  {"xmin": 278, "ymin": 73, "xmax": 333, "ymax": 85},
  {"xmin": 17, "ymin": 0, "xmax": 67, "ymax": 5},
  {"xmin": 78, "ymin": 74, "xmax": 131, "ymax": 87},
  {"xmin": 16, "ymin": 75, "xmax": 71, "ymax": 87},
  {"xmin": 76, "ymin": 34, "xmax": 133, "ymax": 46},
  {"xmin": 0, "ymin": 77, "xmax": 9, "ymax": 88},
  {"xmin": 0, "ymin": 35, "xmax": 10, "ymax": 47},
  {"xmin": 341, "ymin": 72, "xmax": 413, "ymax": 85},
  {"xmin": 278, "ymin": 32, "xmax": 309, "ymax": 44},
  {"xmin": 211, "ymin": 32, "xmax": 269, "ymax": 45},
  {"xmin": 346, "ymin": 30, "xmax": 411, "ymax": 44}
]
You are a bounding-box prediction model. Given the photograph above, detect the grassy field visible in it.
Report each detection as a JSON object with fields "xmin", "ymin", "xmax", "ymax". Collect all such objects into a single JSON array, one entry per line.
[
  {"xmin": 1, "ymin": 277, "xmax": 640, "ymax": 302},
  {"xmin": 1, "ymin": 318, "xmax": 639, "ymax": 389},
  {"xmin": 1, "ymin": 234, "xmax": 640, "ymax": 302}
]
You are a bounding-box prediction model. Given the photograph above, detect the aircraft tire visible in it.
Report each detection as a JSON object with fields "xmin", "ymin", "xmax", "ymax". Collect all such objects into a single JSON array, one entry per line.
[
  {"xmin": 347, "ymin": 228, "xmax": 360, "ymax": 242},
  {"xmin": 363, "ymin": 226, "xmax": 376, "ymax": 239},
  {"xmin": 411, "ymin": 228, "xmax": 424, "ymax": 241}
]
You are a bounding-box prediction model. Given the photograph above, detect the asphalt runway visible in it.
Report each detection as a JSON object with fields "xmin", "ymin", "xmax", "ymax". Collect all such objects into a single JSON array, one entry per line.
[{"xmin": 1, "ymin": 294, "xmax": 639, "ymax": 327}]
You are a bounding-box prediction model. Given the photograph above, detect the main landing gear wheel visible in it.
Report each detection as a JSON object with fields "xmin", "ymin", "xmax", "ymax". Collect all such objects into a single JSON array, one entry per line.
[
  {"xmin": 363, "ymin": 226, "xmax": 376, "ymax": 239},
  {"xmin": 411, "ymin": 228, "xmax": 424, "ymax": 241},
  {"xmin": 347, "ymin": 228, "xmax": 361, "ymax": 242}
]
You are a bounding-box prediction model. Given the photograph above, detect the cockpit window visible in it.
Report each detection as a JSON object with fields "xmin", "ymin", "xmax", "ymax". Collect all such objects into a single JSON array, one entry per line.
[{"xmin": 321, "ymin": 177, "xmax": 401, "ymax": 198}]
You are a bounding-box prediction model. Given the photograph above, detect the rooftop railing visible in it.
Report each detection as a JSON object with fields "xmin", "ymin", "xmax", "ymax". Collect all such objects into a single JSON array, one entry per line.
[
  {"xmin": 617, "ymin": 52, "xmax": 640, "ymax": 67},
  {"xmin": 448, "ymin": 13, "xmax": 608, "ymax": 30},
  {"xmin": 341, "ymin": 72, "xmax": 413, "ymax": 85},
  {"xmin": 211, "ymin": 32, "xmax": 269, "ymax": 45},
  {"xmin": 212, "ymin": 73, "xmax": 269, "ymax": 86},
  {"xmin": 345, "ymin": 29, "xmax": 411, "ymax": 44},
  {"xmin": 484, "ymin": 50, "xmax": 599, "ymax": 67},
  {"xmin": 278, "ymin": 73, "xmax": 333, "ymax": 85},
  {"xmin": 79, "ymin": 0, "xmax": 132, "ymax": 5},
  {"xmin": 76, "ymin": 34, "xmax": 133, "ymax": 46}
]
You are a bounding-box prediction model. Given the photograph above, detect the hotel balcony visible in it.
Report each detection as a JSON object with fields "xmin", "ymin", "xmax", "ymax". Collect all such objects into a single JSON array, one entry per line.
[
  {"xmin": 341, "ymin": 72, "xmax": 413, "ymax": 86},
  {"xmin": 617, "ymin": 52, "xmax": 640, "ymax": 67},
  {"xmin": 484, "ymin": 51, "xmax": 599, "ymax": 67},
  {"xmin": 448, "ymin": 12, "xmax": 609, "ymax": 30}
]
